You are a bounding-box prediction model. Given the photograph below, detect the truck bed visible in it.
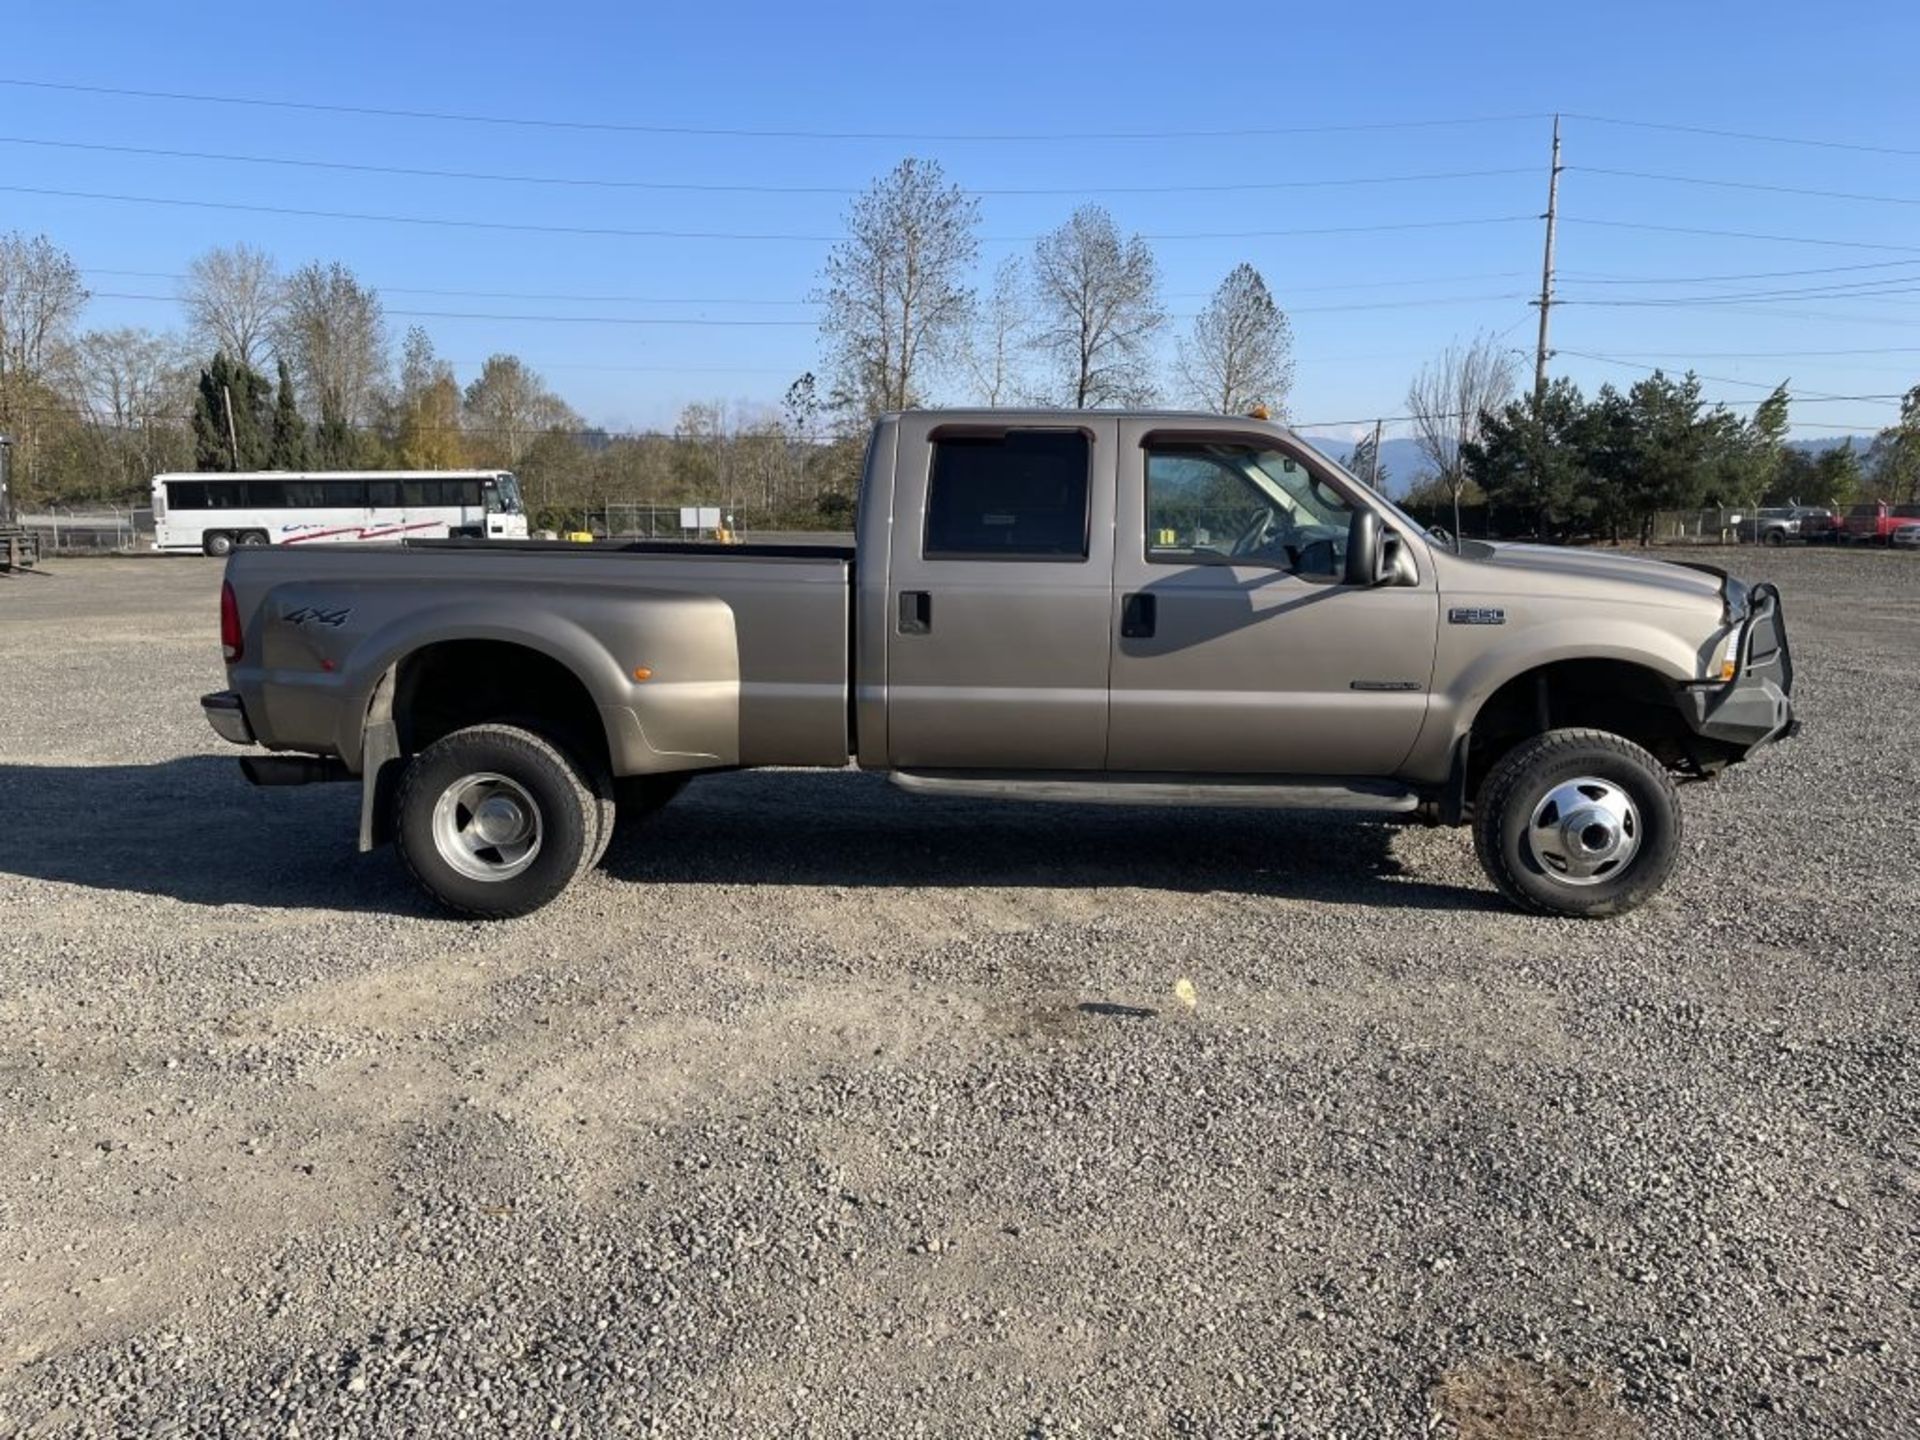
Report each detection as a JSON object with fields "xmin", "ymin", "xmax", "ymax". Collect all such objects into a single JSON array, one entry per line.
[{"xmin": 225, "ymin": 539, "xmax": 855, "ymax": 769}]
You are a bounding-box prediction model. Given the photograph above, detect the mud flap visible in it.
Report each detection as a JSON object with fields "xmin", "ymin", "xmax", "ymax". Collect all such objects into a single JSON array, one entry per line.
[{"xmin": 358, "ymin": 668, "xmax": 403, "ymax": 852}]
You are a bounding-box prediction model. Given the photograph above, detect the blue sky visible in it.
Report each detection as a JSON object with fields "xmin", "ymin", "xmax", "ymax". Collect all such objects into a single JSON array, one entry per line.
[{"xmin": 7, "ymin": 0, "xmax": 1919, "ymax": 447}]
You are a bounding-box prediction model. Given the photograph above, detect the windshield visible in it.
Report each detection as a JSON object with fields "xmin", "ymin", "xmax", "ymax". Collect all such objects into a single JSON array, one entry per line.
[
  {"xmin": 488, "ymin": 473, "xmax": 524, "ymax": 515},
  {"xmin": 1308, "ymin": 444, "xmax": 1452, "ymax": 545}
]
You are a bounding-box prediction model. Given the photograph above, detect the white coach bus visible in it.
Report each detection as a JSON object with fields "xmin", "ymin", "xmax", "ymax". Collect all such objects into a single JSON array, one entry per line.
[{"xmin": 151, "ymin": 470, "xmax": 528, "ymax": 555}]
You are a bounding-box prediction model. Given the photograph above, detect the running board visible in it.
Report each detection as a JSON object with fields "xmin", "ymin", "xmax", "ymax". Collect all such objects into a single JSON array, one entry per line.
[{"xmin": 888, "ymin": 770, "xmax": 1418, "ymax": 813}]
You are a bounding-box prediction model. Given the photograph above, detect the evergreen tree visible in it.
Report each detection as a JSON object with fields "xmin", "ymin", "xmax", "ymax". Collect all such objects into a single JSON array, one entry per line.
[
  {"xmin": 268, "ymin": 358, "xmax": 310, "ymax": 470},
  {"xmin": 1464, "ymin": 378, "xmax": 1594, "ymax": 538},
  {"xmin": 190, "ymin": 352, "xmax": 273, "ymax": 471}
]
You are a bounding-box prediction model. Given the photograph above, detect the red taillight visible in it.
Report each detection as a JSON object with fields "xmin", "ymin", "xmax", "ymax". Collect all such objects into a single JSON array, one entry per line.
[{"xmin": 220, "ymin": 580, "xmax": 243, "ymax": 664}]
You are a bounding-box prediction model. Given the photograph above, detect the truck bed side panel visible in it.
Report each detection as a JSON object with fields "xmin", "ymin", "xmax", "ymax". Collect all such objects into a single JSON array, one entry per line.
[{"xmin": 225, "ymin": 547, "xmax": 850, "ymax": 773}]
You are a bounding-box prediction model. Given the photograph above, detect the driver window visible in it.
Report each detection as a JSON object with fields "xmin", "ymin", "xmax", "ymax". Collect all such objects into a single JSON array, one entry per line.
[{"xmin": 1144, "ymin": 442, "xmax": 1354, "ymax": 578}]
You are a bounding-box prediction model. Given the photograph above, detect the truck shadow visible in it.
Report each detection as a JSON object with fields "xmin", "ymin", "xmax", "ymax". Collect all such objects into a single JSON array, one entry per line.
[
  {"xmin": 0, "ymin": 759, "xmax": 1495, "ymax": 915},
  {"xmin": 0, "ymin": 756, "xmax": 422, "ymax": 915},
  {"xmin": 607, "ymin": 769, "xmax": 1495, "ymax": 913}
]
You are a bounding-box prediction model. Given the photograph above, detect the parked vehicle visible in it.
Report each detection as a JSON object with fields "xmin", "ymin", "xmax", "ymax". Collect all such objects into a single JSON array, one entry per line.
[
  {"xmin": 204, "ymin": 410, "xmax": 1796, "ymax": 921},
  {"xmin": 1840, "ymin": 501, "xmax": 1920, "ymax": 545},
  {"xmin": 152, "ymin": 470, "xmax": 528, "ymax": 556},
  {"xmin": 0, "ymin": 435, "xmax": 40, "ymax": 572},
  {"xmin": 1746, "ymin": 505, "xmax": 1830, "ymax": 546},
  {"xmin": 1892, "ymin": 522, "xmax": 1920, "ymax": 551}
]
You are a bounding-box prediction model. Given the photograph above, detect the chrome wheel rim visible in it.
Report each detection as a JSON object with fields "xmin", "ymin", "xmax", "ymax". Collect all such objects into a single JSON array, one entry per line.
[
  {"xmin": 1524, "ymin": 776, "xmax": 1641, "ymax": 887},
  {"xmin": 431, "ymin": 772, "xmax": 542, "ymax": 882}
]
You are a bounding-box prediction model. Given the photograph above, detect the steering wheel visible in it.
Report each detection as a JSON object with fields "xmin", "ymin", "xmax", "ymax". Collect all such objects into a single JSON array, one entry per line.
[{"xmin": 1230, "ymin": 509, "xmax": 1275, "ymax": 558}]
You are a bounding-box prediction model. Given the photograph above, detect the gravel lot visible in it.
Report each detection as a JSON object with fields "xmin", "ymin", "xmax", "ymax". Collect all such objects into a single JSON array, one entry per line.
[{"xmin": 1, "ymin": 549, "xmax": 1914, "ymax": 1437}]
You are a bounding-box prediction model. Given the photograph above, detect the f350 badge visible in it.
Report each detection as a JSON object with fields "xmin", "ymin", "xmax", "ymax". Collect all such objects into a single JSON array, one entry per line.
[
  {"xmin": 1448, "ymin": 606, "xmax": 1506, "ymax": 626},
  {"xmin": 284, "ymin": 605, "xmax": 352, "ymax": 628}
]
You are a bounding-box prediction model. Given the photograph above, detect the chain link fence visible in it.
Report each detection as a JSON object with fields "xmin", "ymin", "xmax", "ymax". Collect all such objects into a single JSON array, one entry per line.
[{"xmin": 24, "ymin": 507, "xmax": 155, "ymax": 555}]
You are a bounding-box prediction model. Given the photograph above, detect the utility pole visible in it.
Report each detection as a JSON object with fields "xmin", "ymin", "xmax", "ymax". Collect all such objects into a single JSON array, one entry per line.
[
  {"xmin": 1366, "ymin": 417, "xmax": 1384, "ymax": 490},
  {"xmin": 221, "ymin": 384, "xmax": 241, "ymax": 469},
  {"xmin": 1532, "ymin": 114, "xmax": 1562, "ymax": 406}
]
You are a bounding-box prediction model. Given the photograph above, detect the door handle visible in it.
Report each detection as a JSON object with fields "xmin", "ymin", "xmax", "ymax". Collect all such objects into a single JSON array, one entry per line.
[
  {"xmin": 898, "ymin": 590, "xmax": 932, "ymax": 635},
  {"xmin": 1120, "ymin": 592, "xmax": 1156, "ymax": 639}
]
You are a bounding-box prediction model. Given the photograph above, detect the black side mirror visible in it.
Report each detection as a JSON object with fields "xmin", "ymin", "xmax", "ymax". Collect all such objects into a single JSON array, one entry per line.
[{"xmin": 1345, "ymin": 508, "xmax": 1381, "ymax": 586}]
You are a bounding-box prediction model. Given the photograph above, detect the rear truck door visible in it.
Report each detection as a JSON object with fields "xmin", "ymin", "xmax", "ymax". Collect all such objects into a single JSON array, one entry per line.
[
  {"xmin": 884, "ymin": 416, "xmax": 1117, "ymax": 770},
  {"xmin": 1106, "ymin": 421, "xmax": 1438, "ymax": 775}
]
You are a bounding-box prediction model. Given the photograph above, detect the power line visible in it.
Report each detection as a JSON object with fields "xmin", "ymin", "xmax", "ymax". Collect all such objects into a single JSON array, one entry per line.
[
  {"xmin": 1575, "ymin": 165, "xmax": 1920, "ymax": 210},
  {"xmin": 1564, "ymin": 216, "xmax": 1920, "ymax": 255},
  {"xmin": 0, "ymin": 78, "xmax": 1548, "ymax": 144},
  {"xmin": 82, "ymin": 265, "xmax": 1532, "ymax": 307},
  {"xmin": 1565, "ymin": 111, "xmax": 1920, "ymax": 159},
  {"xmin": 0, "ymin": 134, "xmax": 1539, "ymax": 197},
  {"xmin": 1557, "ymin": 350, "xmax": 1906, "ymax": 403},
  {"xmin": 92, "ymin": 286, "xmax": 1532, "ymax": 323},
  {"xmin": 1565, "ymin": 281, "xmax": 1920, "ymax": 308},
  {"xmin": 1560, "ymin": 259, "xmax": 1920, "ymax": 286},
  {"xmin": 6, "ymin": 183, "xmax": 1536, "ymax": 244}
]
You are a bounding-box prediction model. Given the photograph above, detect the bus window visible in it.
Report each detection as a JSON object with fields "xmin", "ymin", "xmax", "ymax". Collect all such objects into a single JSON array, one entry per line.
[
  {"xmin": 368, "ymin": 479, "xmax": 401, "ymax": 508},
  {"xmin": 245, "ymin": 480, "xmax": 287, "ymax": 507}
]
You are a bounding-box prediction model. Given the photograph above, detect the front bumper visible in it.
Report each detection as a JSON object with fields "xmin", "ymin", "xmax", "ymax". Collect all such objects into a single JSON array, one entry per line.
[
  {"xmin": 201, "ymin": 690, "xmax": 256, "ymax": 746},
  {"xmin": 1682, "ymin": 582, "xmax": 1795, "ymax": 753}
]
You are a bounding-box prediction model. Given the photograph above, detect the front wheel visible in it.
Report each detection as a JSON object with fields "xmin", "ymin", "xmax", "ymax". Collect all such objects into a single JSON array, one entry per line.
[
  {"xmin": 1471, "ymin": 729, "xmax": 1682, "ymax": 918},
  {"xmin": 394, "ymin": 724, "xmax": 606, "ymax": 918}
]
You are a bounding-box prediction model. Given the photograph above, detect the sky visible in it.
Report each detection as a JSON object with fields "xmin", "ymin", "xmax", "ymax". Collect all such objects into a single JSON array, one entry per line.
[{"xmin": 7, "ymin": 0, "xmax": 1920, "ymax": 452}]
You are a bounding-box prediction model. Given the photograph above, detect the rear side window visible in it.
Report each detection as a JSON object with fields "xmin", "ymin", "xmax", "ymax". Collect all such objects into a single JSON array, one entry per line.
[{"xmin": 924, "ymin": 431, "xmax": 1090, "ymax": 559}]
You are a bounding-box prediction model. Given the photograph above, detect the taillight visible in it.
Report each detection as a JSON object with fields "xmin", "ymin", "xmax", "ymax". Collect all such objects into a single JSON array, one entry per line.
[{"xmin": 220, "ymin": 580, "xmax": 243, "ymax": 664}]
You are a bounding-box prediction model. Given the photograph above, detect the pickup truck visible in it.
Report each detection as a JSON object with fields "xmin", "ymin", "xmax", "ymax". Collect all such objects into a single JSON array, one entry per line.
[
  {"xmin": 1840, "ymin": 500, "xmax": 1920, "ymax": 544},
  {"xmin": 203, "ymin": 410, "xmax": 1795, "ymax": 920}
]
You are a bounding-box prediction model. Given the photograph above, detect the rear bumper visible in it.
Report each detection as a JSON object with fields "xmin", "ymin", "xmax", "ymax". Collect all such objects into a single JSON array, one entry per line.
[
  {"xmin": 1682, "ymin": 582, "xmax": 1795, "ymax": 754},
  {"xmin": 201, "ymin": 690, "xmax": 256, "ymax": 746}
]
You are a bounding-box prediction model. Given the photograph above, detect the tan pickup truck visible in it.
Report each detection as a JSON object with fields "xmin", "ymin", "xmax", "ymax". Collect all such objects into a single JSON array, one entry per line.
[{"xmin": 203, "ymin": 410, "xmax": 1794, "ymax": 919}]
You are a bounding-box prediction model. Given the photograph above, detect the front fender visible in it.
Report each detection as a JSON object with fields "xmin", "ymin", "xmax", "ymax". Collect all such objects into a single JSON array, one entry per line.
[{"xmin": 1400, "ymin": 614, "xmax": 1705, "ymax": 785}]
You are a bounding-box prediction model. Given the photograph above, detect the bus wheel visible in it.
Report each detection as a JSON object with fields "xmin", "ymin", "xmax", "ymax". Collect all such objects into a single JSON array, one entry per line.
[
  {"xmin": 236, "ymin": 530, "xmax": 269, "ymax": 548},
  {"xmin": 203, "ymin": 532, "xmax": 234, "ymax": 558}
]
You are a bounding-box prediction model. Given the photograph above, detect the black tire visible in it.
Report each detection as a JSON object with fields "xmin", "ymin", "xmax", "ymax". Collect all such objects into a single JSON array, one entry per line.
[
  {"xmin": 203, "ymin": 531, "xmax": 234, "ymax": 558},
  {"xmin": 1762, "ymin": 529, "xmax": 1786, "ymax": 547},
  {"xmin": 394, "ymin": 724, "xmax": 602, "ymax": 918},
  {"xmin": 614, "ymin": 772, "xmax": 692, "ymax": 832},
  {"xmin": 1471, "ymin": 728, "xmax": 1682, "ymax": 919},
  {"xmin": 236, "ymin": 530, "xmax": 269, "ymax": 548}
]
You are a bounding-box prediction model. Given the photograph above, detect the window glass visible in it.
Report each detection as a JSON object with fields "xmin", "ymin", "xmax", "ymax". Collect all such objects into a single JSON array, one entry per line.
[
  {"xmin": 402, "ymin": 480, "xmax": 430, "ymax": 507},
  {"xmin": 924, "ymin": 431, "xmax": 1089, "ymax": 559},
  {"xmin": 245, "ymin": 480, "xmax": 288, "ymax": 508},
  {"xmin": 166, "ymin": 480, "xmax": 206, "ymax": 509},
  {"xmin": 281, "ymin": 481, "xmax": 334, "ymax": 508},
  {"xmin": 203, "ymin": 481, "xmax": 244, "ymax": 509},
  {"xmin": 368, "ymin": 479, "xmax": 402, "ymax": 508},
  {"xmin": 1145, "ymin": 442, "xmax": 1355, "ymax": 578}
]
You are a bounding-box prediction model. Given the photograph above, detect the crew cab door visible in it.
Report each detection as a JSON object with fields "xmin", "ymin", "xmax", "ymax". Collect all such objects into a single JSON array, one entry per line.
[
  {"xmin": 1107, "ymin": 422, "xmax": 1438, "ymax": 775},
  {"xmin": 884, "ymin": 416, "xmax": 1116, "ymax": 770}
]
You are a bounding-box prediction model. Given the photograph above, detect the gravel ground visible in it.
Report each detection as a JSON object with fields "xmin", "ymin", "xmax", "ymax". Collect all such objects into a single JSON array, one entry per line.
[{"xmin": 0, "ymin": 550, "xmax": 1914, "ymax": 1438}]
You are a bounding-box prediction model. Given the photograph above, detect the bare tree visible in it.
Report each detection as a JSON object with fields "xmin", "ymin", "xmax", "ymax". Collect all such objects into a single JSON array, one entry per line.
[
  {"xmin": 67, "ymin": 327, "xmax": 194, "ymax": 491},
  {"xmin": 275, "ymin": 260, "xmax": 388, "ymax": 430},
  {"xmin": 1406, "ymin": 333, "xmax": 1517, "ymax": 536},
  {"xmin": 1176, "ymin": 263, "xmax": 1293, "ymax": 416},
  {"xmin": 961, "ymin": 256, "xmax": 1033, "ymax": 406},
  {"xmin": 462, "ymin": 353, "xmax": 578, "ymax": 467},
  {"xmin": 181, "ymin": 244, "xmax": 282, "ymax": 372},
  {"xmin": 816, "ymin": 157, "xmax": 978, "ymax": 421},
  {"xmin": 1032, "ymin": 206, "xmax": 1165, "ymax": 408},
  {"xmin": 0, "ymin": 231, "xmax": 89, "ymax": 401}
]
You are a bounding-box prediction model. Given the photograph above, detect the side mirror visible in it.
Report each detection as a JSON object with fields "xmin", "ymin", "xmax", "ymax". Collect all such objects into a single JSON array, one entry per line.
[{"xmin": 1344, "ymin": 508, "xmax": 1381, "ymax": 586}]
